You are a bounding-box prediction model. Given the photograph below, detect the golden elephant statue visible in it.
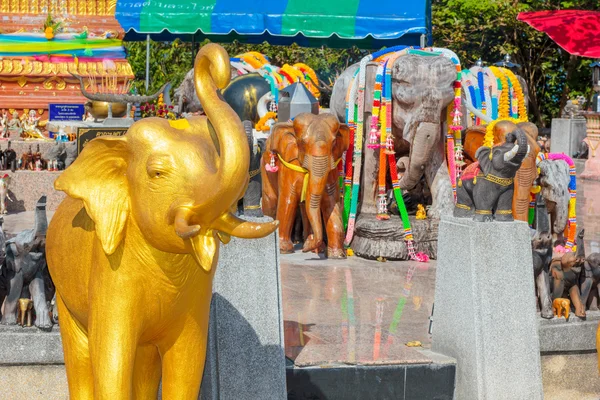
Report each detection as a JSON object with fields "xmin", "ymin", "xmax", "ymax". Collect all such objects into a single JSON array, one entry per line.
[
  {"xmin": 463, "ymin": 120, "xmax": 540, "ymax": 222},
  {"xmin": 46, "ymin": 44, "xmax": 279, "ymax": 399}
]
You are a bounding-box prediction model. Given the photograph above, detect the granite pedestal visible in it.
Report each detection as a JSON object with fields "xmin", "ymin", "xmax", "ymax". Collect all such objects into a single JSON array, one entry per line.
[
  {"xmin": 432, "ymin": 216, "xmax": 543, "ymax": 400},
  {"xmin": 200, "ymin": 219, "xmax": 286, "ymax": 400},
  {"xmin": 550, "ymin": 118, "xmax": 586, "ymax": 158}
]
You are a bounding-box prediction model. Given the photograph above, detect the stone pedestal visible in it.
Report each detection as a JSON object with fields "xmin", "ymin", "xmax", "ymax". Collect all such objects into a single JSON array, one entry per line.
[
  {"xmin": 201, "ymin": 219, "xmax": 286, "ymax": 400},
  {"xmin": 581, "ymin": 113, "xmax": 600, "ymax": 180},
  {"xmin": 432, "ymin": 216, "xmax": 543, "ymax": 400},
  {"xmin": 351, "ymin": 213, "xmax": 438, "ymax": 260},
  {"xmin": 550, "ymin": 118, "xmax": 586, "ymax": 157}
]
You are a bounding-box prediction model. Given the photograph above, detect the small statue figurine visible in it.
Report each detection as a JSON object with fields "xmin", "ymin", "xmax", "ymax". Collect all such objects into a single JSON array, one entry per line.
[
  {"xmin": 55, "ymin": 126, "xmax": 69, "ymax": 142},
  {"xmin": 7, "ymin": 111, "xmax": 22, "ymax": 137},
  {"xmin": 33, "ymin": 144, "xmax": 46, "ymax": 170},
  {"xmin": 18, "ymin": 298, "xmax": 34, "ymax": 327},
  {"xmin": 0, "ymin": 173, "xmax": 12, "ymax": 214},
  {"xmin": 3, "ymin": 141, "xmax": 17, "ymax": 171},
  {"xmin": 20, "ymin": 145, "xmax": 34, "ymax": 170},
  {"xmin": 0, "ymin": 109, "xmax": 8, "ymax": 138},
  {"xmin": 552, "ymin": 298, "xmax": 570, "ymax": 320},
  {"xmin": 416, "ymin": 204, "xmax": 427, "ymax": 220},
  {"xmin": 561, "ymin": 96, "xmax": 586, "ymax": 119},
  {"xmin": 22, "ymin": 110, "xmax": 44, "ymax": 139}
]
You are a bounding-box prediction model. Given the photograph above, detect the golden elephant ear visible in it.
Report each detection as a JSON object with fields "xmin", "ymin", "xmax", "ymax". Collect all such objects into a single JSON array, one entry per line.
[{"xmin": 55, "ymin": 137, "xmax": 129, "ymax": 255}]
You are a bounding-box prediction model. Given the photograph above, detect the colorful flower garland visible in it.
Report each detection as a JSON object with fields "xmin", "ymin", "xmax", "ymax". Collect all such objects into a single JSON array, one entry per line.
[
  {"xmin": 343, "ymin": 45, "xmax": 410, "ymax": 247},
  {"xmin": 489, "ymin": 66, "xmax": 510, "ymax": 119},
  {"xmin": 256, "ymin": 112, "xmax": 277, "ymax": 132},
  {"xmin": 230, "ymin": 52, "xmax": 322, "ymax": 127},
  {"xmin": 342, "ymin": 69, "xmax": 359, "ymax": 231},
  {"xmin": 502, "ymin": 69, "xmax": 528, "ymax": 122},
  {"xmin": 533, "ymin": 153, "xmax": 577, "ymax": 250}
]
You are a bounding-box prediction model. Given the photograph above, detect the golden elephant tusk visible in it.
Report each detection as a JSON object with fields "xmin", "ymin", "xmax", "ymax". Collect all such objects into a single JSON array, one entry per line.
[
  {"xmin": 212, "ymin": 212, "xmax": 279, "ymax": 239},
  {"xmin": 173, "ymin": 207, "xmax": 201, "ymax": 239}
]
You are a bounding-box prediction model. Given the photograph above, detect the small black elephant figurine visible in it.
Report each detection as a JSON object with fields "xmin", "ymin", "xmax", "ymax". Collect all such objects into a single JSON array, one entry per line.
[
  {"xmin": 238, "ymin": 120, "xmax": 265, "ymax": 217},
  {"xmin": 454, "ymin": 128, "xmax": 529, "ymax": 222}
]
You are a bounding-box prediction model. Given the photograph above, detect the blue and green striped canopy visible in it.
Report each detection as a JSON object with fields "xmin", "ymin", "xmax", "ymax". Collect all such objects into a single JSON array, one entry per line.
[{"xmin": 116, "ymin": 0, "xmax": 430, "ymax": 48}]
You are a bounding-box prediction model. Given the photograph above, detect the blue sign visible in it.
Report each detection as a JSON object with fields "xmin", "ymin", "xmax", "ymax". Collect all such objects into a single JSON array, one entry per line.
[{"xmin": 49, "ymin": 104, "xmax": 85, "ymax": 121}]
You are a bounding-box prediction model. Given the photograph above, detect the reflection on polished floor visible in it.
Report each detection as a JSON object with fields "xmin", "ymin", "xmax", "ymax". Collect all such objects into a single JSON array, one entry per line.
[
  {"xmin": 281, "ymin": 252, "xmax": 436, "ymax": 367},
  {"xmin": 281, "ymin": 177, "xmax": 600, "ymax": 368}
]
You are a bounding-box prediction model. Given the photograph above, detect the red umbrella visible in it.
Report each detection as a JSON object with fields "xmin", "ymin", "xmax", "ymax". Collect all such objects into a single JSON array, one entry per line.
[{"xmin": 518, "ymin": 10, "xmax": 600, "ymax": 58}]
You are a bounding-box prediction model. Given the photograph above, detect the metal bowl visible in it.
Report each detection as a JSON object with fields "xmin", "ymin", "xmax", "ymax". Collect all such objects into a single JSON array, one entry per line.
[{"xmin": 88, "ymin": 101, "xmax": 127, "ymax": 119}]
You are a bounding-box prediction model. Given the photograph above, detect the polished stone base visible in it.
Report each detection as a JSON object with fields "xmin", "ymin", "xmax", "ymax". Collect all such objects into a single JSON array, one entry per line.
[
  {"xmin": 287, "ymin": 350, "xmax": 456, "ymax": 400},
  {"xmin": 351, "ymin": 214, "xmax": 438, "ymax": 260},
  {"xmin": 433, "ymin": 215, "xmax": 544, "ymax": 400}
]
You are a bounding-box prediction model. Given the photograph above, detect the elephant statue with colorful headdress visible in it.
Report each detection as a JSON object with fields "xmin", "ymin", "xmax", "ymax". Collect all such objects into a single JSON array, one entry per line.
[{"xmin": 454, "ymin": 128, "xmax": 530, "ymax": 221}]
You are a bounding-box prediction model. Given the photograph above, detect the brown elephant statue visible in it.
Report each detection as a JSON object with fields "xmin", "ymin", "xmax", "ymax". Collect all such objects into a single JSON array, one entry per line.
[
  {"xmin": 262, "ymin": 113, "xmax": 349, "ymax": 258},
  {"xmin": 463, "ymin": 120, "xmax": 540, "ymax": 222}
]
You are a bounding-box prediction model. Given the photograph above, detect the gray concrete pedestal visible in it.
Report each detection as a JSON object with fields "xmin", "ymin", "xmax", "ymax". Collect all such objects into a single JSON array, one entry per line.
[
  {"xmin": 432, "ymin": 216, "xmax": 543, "ymax": 400},
  {"xmin": 550, "ymin": 118, "xmax": 586, "ymax": 157}
]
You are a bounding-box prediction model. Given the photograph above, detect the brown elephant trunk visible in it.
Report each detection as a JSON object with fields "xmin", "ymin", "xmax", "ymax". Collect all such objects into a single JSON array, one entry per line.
[
  {"xmin": 398, "ymin": 121, "xmax": 439, "ymax": 189},
  {"xmin": 302, "ymin": 152, "xmax": 330, "ymax": 252},
  {"xmin": 193, "ymin": 44, "xmax": 249, "ymax": 215}
]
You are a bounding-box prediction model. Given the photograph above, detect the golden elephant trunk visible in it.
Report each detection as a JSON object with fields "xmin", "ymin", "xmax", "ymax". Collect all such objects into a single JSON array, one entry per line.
[
  {"xmin": 211, "ymin": 212, "xmax": 279, "ymax": 239},
  {"xmin": 193, "ymin": 44, "xmax": 250, "ymax": 212},
  {"xmin": 173, "ymin": 206, "xmax": 279, "ymax": 271}
]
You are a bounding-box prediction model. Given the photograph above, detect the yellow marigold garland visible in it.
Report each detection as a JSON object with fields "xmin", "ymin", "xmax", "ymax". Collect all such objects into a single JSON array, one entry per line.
[
  {"xmin": 240, "ymin": 54, "xmax": 264, "ymax": 69},
  {"xmin": 294, "ymin": 63, "xmax": 318, "ymax": 85},
  {"xmin": 502, "ymin": 68, "xmax": 528, "ymax": 122},
  {"xmin": 256, "ymin": 112, "xmax": 277, "ymax": 131},
  {"xmin": 489, "ymin": 66, "xmax": 510, "ymax": 119}
]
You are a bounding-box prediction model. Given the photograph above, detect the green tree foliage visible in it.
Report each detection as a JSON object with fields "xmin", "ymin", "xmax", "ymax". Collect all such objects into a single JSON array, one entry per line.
[
  {"xmin": 126, "ymin": 1, "xmax": 598, "ymax": 125},
  {"xmin": 432, "ymin": 0, "xmax": 599, "ymax": 127},
  {"xmin": 125, "ymin": 39, "xmax": 193, "ymax": 97},
  {"xmin": 125, "ymin": 39, "xmax": 366, "ymax": 107}
]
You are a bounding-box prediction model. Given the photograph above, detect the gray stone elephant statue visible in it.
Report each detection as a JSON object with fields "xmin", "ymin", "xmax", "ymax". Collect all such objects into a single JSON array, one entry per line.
[
  {"xmin": 331, "ymin": 54, "xmax": 457, "ymax": 219},
  {"xmin": 536, "ymin": 158, "xmax": 571, "ymax": 236},
  {"xmin": 454, "ymin": 129, "xmax": 529, "ymax": 221},
  {"xmin": 0, "ymin": 196, "xmax": 53, "ymax": 329}
]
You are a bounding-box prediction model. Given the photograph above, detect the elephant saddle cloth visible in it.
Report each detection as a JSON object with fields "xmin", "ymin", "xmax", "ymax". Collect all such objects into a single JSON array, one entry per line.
[{"xmin": 461, "ymin": 162, "xmax": 481, "ymax": 181}]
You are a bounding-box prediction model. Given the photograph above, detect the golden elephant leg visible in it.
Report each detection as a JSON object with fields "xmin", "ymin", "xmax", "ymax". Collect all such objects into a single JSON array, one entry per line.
[
  {"xmin": 159, "ymin": 310, "xmax": 210, "ymax": 399},
  {"xmin": 132, "ymin": 344, "xmax": 162, "ymax": 399},
  {"xmin": 89, "ymin": 305, "xmax": 139, "ymax": 399},
  {"xmin": 56, "ymin": 294, "xmax": 94, "ymax": 400}
]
